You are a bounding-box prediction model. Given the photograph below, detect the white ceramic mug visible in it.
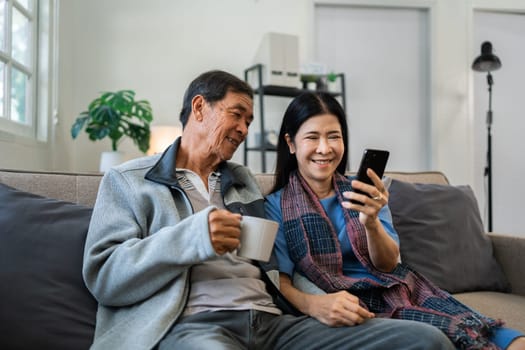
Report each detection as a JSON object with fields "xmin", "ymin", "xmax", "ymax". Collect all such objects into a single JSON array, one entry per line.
[{"xmin": 237, "ymin": 216, "xmax": 279, "ymax": 262}]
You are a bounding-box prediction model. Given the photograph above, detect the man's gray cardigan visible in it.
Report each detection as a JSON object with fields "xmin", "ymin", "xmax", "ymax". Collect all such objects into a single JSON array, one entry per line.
[{"xmin": 82, "ymin": 139, "xmax": 289, "ymax": 350}]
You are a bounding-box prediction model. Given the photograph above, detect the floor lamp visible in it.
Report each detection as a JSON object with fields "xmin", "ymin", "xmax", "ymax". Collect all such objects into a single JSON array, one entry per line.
[{"xmin": 471, "ymin": 41, "xmax": 502, "ymax": 232}]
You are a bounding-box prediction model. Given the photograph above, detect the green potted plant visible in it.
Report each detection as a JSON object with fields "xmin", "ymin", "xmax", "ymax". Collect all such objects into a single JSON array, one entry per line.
[
  {"xmin": 326, "ymin": 72, "xmax": 338, "ymax": 92},
  {"xmin": 71, "ymin": 89, "xmax": 153, "ymax": 171},
  {"xmin": 301, "ymin": 74, "xmax": 318, "ymax": 91}
]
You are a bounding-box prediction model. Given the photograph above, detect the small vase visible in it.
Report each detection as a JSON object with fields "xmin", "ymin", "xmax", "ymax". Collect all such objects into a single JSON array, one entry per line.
[
  {"xmin": 327, "ymin": 81, "xmax": 338, "ymax": 93},
  {"xmin": 306, "ymin": 82, "xmax": 317, "ymax": 91},
  {"xmin": 99, "ymin": 151, "xmax": 125, "ymax": 173}
]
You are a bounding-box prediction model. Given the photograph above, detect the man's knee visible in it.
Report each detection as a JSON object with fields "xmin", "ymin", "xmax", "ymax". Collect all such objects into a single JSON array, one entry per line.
[{"xmin": 392, "ymin": 320, "xmax": 455, "ymax": 350}]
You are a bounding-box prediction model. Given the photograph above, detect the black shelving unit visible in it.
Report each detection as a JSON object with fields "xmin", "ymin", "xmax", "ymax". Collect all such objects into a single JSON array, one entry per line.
[{"xmin": 243, "ymin": 63, "xmax": 346, "ymax": 172}]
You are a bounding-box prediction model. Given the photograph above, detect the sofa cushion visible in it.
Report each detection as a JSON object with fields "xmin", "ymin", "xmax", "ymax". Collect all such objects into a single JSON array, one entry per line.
[
  {"xmin": 388, "ymin": 179, "xmax": 509, "ymax": 294},
  {"xmin": 453, "ymin": 291, "xmax": 525, "ymax": 333},
  {"xmin": 0, "ymin": 183, "xmax": 96, "ymax": 350}
]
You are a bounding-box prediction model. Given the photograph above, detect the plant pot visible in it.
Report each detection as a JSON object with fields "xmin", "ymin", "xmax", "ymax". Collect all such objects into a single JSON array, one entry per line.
[
  {"xmin": 327, "ymin": 81, "xmax": 338, "ymax": 93},
  {"xmin": 306, "ymin": 82, "xmax": 317, "ymax": 91},
  {"xmin": 99, "ymin": 151, "xmax": 125, "ymax": 173}
]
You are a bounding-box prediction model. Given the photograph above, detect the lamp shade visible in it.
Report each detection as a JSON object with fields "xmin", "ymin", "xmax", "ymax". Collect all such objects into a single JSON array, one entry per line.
[
  {"xmin": 472, "ymin": 41, "xmax": 502, "ymax": 72},
  {"xmin": 147, "ymin": 125, "xmax": 182, "ymax": 155}
]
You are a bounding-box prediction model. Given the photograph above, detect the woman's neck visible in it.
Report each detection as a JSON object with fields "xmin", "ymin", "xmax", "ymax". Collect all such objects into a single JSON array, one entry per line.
[{"xmin": 305, "ymin": 177, "xmax": 335, "ymax": 199}]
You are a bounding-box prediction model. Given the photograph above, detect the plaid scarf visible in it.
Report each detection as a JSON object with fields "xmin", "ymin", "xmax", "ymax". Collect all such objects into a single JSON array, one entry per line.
[{"xmin": 281, "ymin": 171, "xmax": 503, "ymax": 350}]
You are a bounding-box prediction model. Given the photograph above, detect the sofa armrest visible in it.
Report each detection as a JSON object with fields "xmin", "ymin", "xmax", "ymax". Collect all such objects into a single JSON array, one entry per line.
[{"xmin": 488, "ymin": 233, "xmax": 525, "ymax": 296}]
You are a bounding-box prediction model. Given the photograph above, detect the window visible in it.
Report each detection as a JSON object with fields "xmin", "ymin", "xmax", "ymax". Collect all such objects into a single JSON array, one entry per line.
[{"xmin": 0, "ymin": 0, "xmax": 54, "ymax": 140}]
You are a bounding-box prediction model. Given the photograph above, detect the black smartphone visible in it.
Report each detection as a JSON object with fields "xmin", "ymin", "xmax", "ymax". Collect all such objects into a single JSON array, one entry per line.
[{"xmin": 350, "ymin": 149, "xmax": 390, "ymax": 204}]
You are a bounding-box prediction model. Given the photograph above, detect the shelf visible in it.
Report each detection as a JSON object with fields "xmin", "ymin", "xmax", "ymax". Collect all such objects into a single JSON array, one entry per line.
[
  {"xmin": 254, "ymin": 85, "xmax": 343, "ymax": 98},
  {"xmin": 243, "ymin": 64, "xmax": 346, "ymax": 172},
  {"xmin": 245, "ymin": 146, "xmax": 277, "ymax": 152}
]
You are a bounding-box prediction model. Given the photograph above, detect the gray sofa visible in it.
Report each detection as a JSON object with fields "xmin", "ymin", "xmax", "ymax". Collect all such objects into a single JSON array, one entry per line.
[{"xmin": 1, "ymin": 168, "xmax": 524, "ymax": 349}]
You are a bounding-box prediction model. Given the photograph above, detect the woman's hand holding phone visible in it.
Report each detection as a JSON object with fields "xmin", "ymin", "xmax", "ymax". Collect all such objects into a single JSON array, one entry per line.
[
  {"xmin": 342, "ymin": 149, "xmax": 390, "ymax": 220},
  {"xmin": 343, "ymin": 169, "xmax": 387, "ymax": 205}
]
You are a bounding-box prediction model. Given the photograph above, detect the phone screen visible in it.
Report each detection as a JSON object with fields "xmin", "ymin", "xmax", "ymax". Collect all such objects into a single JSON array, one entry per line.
[{"xmin": 350, "ymin": 149, "xmax": 389, "ymax": 204}]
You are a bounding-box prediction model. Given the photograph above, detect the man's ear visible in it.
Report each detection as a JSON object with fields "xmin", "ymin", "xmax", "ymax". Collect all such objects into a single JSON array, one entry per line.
[
  {"xmin": 284, "ymin": 133, "xmax": 295, "ymax": 154},
  {"xmin": 191, "ymin": 95, "xmax": 205, "ymax": 121}
]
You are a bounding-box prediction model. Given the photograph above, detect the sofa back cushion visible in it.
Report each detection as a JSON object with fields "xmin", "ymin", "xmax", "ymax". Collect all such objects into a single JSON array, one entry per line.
[
  {"xmin": 0, "ymin": 169, "xmax": 449, "ymax": 206},
  {"xmin": 0, "ymin": 183, "xmax": 97, "ymax": 350},
  {"xmin": 254, "ymin": 171, "xmax": 449, "ymax": 196},
  {"xmin": 0, "ymin": 169, "xmax": 102, "ymax": 206}
]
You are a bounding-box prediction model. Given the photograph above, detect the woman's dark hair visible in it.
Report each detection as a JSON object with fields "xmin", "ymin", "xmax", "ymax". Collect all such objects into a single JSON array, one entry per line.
[
  {"xmin": 272, "ymin": 91, "xmax": 349, "ymax": 192},
  {"xmin": 179, "ymin": 70, "xmax": 253, "ymax": 127}
]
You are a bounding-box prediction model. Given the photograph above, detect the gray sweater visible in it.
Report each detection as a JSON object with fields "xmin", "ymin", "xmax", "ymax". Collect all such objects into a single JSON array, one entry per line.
[{"xmin": 82, "ymin": 140, "xmax": 282, "ymax": 350}]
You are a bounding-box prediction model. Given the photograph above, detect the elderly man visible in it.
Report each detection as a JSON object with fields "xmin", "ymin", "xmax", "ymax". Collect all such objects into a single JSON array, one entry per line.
[{"xmin": 83, "ymin": 70, "xmax": 454, "ymax": 350}]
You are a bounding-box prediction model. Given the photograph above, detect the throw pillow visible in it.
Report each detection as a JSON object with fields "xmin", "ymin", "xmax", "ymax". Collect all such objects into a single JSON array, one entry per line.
[
  {"xmin": 0, "ymin": 183, "xmax": 97, "ymax": 350},
  {"xmin": 387, "ymin": 179, "xmax": 509, "ymax": 294}
]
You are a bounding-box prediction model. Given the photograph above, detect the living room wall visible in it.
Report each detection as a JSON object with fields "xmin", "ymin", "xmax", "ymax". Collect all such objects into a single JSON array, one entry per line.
[
  {"xmin": 0, "ymin": 0, "xmax": 517, "ymax": 175},
  {"xmin": 1, "ymin": 0, "xmax": 524, "ymax": 234},
  {"xmin": 55, "ymin": 0, "xmax": 314, "ymax": 172}
]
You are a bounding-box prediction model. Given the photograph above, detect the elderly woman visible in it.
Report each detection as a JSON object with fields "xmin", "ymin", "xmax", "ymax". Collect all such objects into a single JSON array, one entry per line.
[{"xmin": 265, "ymin": 91, "xmax": 524, "ymax": 350}]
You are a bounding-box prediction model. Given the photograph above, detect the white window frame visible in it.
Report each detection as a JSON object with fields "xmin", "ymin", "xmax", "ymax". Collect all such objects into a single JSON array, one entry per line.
[{"xmin": 0, "ymin": 0, "xmax": 56, "ymax": 142}]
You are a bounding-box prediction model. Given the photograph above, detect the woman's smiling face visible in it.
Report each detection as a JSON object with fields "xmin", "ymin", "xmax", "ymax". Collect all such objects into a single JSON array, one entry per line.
[{"xmin": 285, "ymin": 113, "xmax": 344, "ymax": 190}]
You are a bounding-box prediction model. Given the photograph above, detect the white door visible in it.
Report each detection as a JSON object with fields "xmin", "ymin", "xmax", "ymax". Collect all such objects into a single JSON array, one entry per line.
[{"xmin": 315, "ymin": 5, "xmax": 430, "ymax": 172}]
